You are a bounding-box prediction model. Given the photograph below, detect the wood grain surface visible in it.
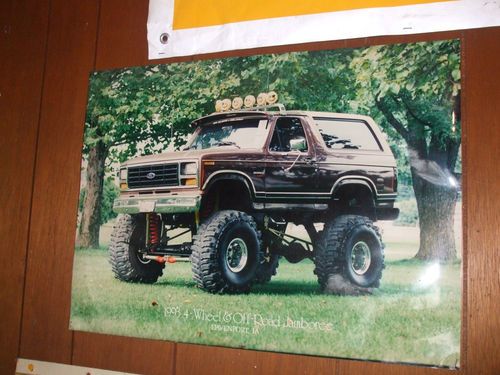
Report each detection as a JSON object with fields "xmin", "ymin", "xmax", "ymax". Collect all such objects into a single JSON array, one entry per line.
[
  {"xmin": 461, "ymin": 28, "xmax": 500, "ymax": 375},
  {"xmin": 0, "ymin": 0, "xmax": 49, "ymax": 373},
  {"xmin": 72, "ymin": 333, "xmax": 175, "ymax": 375},
  {"xmin": 18, "ymin": 0, "xmax": 99, "ymax": 363},
  {"xmin": 1, "ymin": 0, "xmax": 499, "ymax": 373}
]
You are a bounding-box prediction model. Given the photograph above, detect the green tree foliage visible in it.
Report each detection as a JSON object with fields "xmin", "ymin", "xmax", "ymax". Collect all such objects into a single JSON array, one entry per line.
[
  {"xmin": 350, "ymin": 40, "xmax": 461, "ymax": 260},
  {"xmin": 78, "ymin": 41, "xmax": 461, "ymax": 261}
]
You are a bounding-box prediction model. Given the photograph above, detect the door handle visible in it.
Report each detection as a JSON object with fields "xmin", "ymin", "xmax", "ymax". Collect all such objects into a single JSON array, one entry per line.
[{"xmin": 303, "ymin": 157, "xmax": 317, "ymax": 165}]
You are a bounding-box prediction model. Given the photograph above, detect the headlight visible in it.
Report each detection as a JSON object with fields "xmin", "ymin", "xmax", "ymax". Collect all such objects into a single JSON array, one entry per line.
[
  {"xmin": 181, "ymin": 162, "xmax": 197, "ymax": 175},
  {"xmin": 119, "ymin": 168, "xmax": 128, "ymax": 181}
]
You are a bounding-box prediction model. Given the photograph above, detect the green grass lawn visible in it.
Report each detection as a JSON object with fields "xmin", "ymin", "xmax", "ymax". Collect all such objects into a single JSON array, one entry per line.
[{"xmin": 70, "ymin": 241, "xmax": 461, "ymax": 368}]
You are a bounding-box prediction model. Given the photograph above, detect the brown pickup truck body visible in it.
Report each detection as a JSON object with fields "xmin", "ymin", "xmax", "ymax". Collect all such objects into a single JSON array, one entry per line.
[
  {"xmin": 110, "ymin": 108, "xmax": 398, "ymax": 293},
  {"xmin": 114, "ymin": 110, "xmax": 398, "ymax": 221}
]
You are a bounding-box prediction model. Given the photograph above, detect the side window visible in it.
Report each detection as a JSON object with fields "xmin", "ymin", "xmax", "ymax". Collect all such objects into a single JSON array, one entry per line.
[
  {"xmin": 315, "ymin": 118, "xmax": 381, "ymax": 151},
  {"xmin": 269, "ymin": 117, "xmax": 308, "ymax": 152}
]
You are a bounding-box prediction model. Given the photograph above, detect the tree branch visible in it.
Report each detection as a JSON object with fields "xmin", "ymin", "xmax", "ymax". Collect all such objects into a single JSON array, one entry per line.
[
  {"xmin": 400, "ymin": 96, "xmax": 432, "ymax": 127},
  {"xmin": 375, "ymin": 97, "xmax": 409, "ymax": 141}
]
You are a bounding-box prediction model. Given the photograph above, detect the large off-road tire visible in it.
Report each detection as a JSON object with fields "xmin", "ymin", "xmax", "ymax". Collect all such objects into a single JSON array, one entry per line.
[
  {"xmin": 314, "ymin": 215, "xmax": 384, "ymax": 289},
  {"xmin": 191, "ymin": 210, "xmax": 262, "ymax": 293},
  {"xmin": 109, "ymin": 214, "xmax": 164, "ymax": 283}
]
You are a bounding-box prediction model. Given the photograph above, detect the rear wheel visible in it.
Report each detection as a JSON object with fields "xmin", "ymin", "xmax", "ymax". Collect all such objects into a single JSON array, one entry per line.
[
  {"xmin": 109, "ymin": 214, "xmax": 164, "ymax": 283},
  {"xmin": 191, "ymin": 210, "xmax": 262, "ymax": 293},
  {"xmin": 314, "ymin": 215, "xmax": 384, "ymax": 289}
]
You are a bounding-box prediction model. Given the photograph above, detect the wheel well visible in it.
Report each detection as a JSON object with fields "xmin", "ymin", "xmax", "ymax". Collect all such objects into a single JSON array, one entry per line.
[
  {"xmin": 332, "ymin": 183, "xmax": 376, "ymax": 219},
  {"xmin": 200, "ymin": 177, "xmax": 252, "ymax": 218}
]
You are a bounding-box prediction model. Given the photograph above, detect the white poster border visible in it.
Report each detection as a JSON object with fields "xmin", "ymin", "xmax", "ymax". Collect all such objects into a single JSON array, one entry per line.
[{"xmin": 147, "ymin": 0, "xmax": 500, "ymax": 59}]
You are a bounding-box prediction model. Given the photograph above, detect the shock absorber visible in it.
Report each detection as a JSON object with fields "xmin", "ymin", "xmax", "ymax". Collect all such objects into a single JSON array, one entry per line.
[{"xmin": 148, "ymin": 213, "xmax": 161, "ymax": 248}]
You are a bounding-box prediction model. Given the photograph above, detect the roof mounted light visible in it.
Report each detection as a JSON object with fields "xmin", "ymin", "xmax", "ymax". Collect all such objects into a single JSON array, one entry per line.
[
  {"xmin": 214, "ymin": 92, "xmax": 282, "ymax": 112},
  {"xmin": 232, "ymin": 97, "xmax": 243, "ymax": 110},
  {"xmin": 266, "ymin": 91, "xmax": 278, "ymax": 104},
  {"xmin": 221, "ymin": 98, "xmax": 231, "ymax": 111},
  {"xmin": 256, "ymin": 92, "xmax": 267, "ymax": 106},
  {"xmin": 244, "ymin": 95, "xmax": 256, "ymax": 108}
]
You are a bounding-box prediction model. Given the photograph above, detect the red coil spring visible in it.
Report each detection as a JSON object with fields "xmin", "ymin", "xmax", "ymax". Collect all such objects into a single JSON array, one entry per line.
[{"xmin": 148, "ymin": 213, "xmax": 160, "ymax": 247}]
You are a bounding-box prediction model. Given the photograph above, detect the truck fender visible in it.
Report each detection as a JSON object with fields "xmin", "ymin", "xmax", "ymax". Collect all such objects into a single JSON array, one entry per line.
[
  {"xmin": 203, "ymin": 172, "xmax": 254, "ymax": 199},
  {"xmin": 331, "ymin": 178, "xmax": 376, "ymax": 199}
]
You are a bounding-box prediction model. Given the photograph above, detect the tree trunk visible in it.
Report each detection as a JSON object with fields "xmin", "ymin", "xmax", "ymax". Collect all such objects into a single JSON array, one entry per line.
[
  {"xmin": 410, "ymin": 155, "xmax": 458, "ymax": 261},
  {"xmin": 77, "ymin": 141, "xmax": 107, "ymax": 248}
]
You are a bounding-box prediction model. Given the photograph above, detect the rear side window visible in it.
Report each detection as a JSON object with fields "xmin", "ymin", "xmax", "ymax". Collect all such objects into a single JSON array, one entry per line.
[{"xmin": 314, "ymin": 117, "xmax": 381, "ymax": 151}]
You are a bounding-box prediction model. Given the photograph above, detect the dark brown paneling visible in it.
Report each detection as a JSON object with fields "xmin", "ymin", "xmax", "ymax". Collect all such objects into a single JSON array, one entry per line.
[
  {"xmin": 176, "ymin": 346, "xmax": 455, "ymax": 375},
  {"xmin": 337, "ymin": 361, "xmax": 455, "ymax": 375},
  {"xmin": 18, "ymin": 0, "xmax": 99, "ymax": 362},
  {"xmin": 72, "ymin": 333, "xmax": 175, "ymax": 375},
  {"xmin": 6, "ymin": 0, "xmax": 499, "ymax": 371},
  {"xmin": 94, "ymin": 0, "xmax": 150, "ymax": 70},
  {"xmin": 463, "ymin": 27, "xmax": 500, "ymax": 375},
  {"xmin": 176, "ymin": 344, "xmax": 336, "ymax": 375},
  {"xmin": 0, "ymin": 0, "xmax": 49, "ymax": 373}
]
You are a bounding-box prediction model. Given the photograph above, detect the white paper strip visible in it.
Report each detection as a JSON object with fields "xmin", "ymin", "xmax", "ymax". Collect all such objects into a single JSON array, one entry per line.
[
  {"xmin": 16, "ymin": 358, "xmax": 139, "ymax": 375},
  {"xmin": 148, "ymin": 0, "xmax": 500, "ymax": 59}
]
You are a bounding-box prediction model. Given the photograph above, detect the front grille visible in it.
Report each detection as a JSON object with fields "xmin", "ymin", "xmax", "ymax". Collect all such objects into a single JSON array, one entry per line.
[{"xmin": 127, "ymin": 163, "xmax": 179, "ymax": 189}]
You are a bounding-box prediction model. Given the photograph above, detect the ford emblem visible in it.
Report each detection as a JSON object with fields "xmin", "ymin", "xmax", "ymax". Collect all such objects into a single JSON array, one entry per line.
[{"xmin": 146, "ymin": 172, "xmax": 156, "ymax": 180}]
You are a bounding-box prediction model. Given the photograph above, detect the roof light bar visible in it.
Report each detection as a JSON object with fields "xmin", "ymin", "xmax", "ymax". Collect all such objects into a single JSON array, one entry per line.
[{"xmin": 215, "ymin": 91, "xmax": 280, "ymax": 112}]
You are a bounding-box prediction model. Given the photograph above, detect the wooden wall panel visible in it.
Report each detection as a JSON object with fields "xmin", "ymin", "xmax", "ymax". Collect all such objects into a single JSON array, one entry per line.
[
  {"xmin": 2, "ymin": 0, "xmax": 498, "ymax": 371},
  {"xmin": 18, "ymin": 0, "xmax": 99, "ymax": 362},
  {"xmin": 0, "ymin": 0, "xmax": 49, "ymax": 374},
  {"xmin": 176, "ymin": 344, "xmax": 337, "ymax": 375},
  {"xmin": 72, "ymin": 333, "xmax": 175, "ymax": 375},
  {"xmin": 462, "ymin": 27, "xmax": 500, "ymax": 375},
  {"xmin": 94, "ymin": 0, "xmax": 150, "ymax": 70}
]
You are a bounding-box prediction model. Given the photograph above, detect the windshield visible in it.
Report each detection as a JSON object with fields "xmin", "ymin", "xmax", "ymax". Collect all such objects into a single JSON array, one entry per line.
[{"xmin": 186, "ymin": 118, "xmax": 269, "ymax": 150}]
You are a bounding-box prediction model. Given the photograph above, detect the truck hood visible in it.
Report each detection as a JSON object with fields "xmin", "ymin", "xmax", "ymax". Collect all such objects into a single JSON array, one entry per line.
[{"xmin": 122, "ymin": 148, "xmax": 260, "ymax": 166}]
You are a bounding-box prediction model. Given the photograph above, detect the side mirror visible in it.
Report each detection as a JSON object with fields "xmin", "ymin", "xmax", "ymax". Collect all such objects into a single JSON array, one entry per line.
[{"xmin": 290, "ymin": 137, "xmax": 307, "ymax": 152}]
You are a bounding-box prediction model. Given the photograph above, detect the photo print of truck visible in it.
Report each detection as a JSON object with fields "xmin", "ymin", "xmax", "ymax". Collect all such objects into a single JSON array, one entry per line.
[{"xmin": 71, "ymin": 39, "xmax": 462, "ymax": 367}]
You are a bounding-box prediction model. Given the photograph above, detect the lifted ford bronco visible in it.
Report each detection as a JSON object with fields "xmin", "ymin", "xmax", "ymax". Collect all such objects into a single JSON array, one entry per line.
[{"xmin": 110, "ymin": 102, "xmax": 399, "ymax": 293}]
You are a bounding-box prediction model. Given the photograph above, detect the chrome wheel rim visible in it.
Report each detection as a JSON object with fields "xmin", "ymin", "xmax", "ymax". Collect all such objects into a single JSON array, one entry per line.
[
  {"xmin": 351, "ymin": 241, "xmax": 371, "ymax": 275},
  {"xmin": 226, "ymin": 238, "xmax": 248, "ymax": 273}
]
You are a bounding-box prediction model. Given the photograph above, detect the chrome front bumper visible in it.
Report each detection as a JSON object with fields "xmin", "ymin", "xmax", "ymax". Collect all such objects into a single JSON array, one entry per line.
[{"xmin": 113, "ymin": 194, "xmax": 201, "ymax": 214}]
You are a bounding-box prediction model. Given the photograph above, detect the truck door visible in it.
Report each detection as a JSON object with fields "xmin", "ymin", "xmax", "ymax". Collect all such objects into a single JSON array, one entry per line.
[{"xmin": 264, "ymin": 117, "xmax": 318, "ymax": 203}]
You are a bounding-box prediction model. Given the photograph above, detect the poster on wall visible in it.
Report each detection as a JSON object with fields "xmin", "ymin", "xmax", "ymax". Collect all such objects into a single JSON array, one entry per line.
[
  {"xmin": 148, "ymin": 0, "xmax": 500, "ymax": 59},
  {"xmin": 71, "ymin": 39, "xmax": 462, "ymax": 367}
]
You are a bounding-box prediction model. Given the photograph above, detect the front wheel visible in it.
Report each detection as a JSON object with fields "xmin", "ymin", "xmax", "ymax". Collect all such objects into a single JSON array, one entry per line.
[
  {"xmin": 191, "ymin": 210, "xmax": 262, "ymax": 293},
  {"xmin": 109, "ymin": 214, "xmax": 164, "ymax": 283},
  {"xmin": 314, "ymin": 215, "xmax": 384, "ymax": 289}
]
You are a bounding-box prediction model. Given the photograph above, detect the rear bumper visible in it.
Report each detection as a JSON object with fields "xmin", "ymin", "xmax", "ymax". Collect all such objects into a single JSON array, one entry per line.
[{"xmin": 113, "ymin": 194, "xmax": 201, "ymax": 214}]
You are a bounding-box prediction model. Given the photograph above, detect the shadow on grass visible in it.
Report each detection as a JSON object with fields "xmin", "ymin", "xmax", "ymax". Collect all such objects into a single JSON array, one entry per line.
[
  {"xmin": 253, "ymin": 281, "xmax": 321, "ymax": 296},
  {"xmin": 156, "ymin": 278, "xmax": 197, "ymax": 288},
  {"xmin": 156, "ymin": 278, "xmax": 321, "ymax": 296},
  {"xmin": 112, "ymin": 269, "xmax": 450, "ymax": 300},
  {"xmin": 154, "ymin": 271, "xmax": 437, "ymax": 297}
]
